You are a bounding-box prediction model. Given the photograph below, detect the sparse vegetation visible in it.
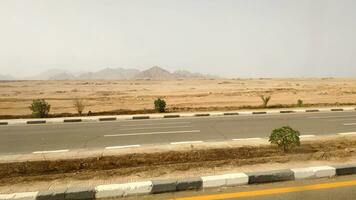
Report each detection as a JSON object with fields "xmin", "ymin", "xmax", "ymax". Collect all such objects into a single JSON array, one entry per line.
[
  {"xmin": 154, "ymin": 98, "xmax": 166, "ymax": 113},
  {"xmin": 3, "ymin": 79, "xmax": 356, "ymax": 118},
  {"xmin": 260, "ymin": 95, "xmax": 271, "ymax": 108},
  {"xmin": 269, "ymin": 126, "xmax": 300, "ymax": 152},
  {"xmin": 29, "ymin": 99, "xmax": 51, "ymax": 118},
  {"xmin": 73, "ymin": 99, "xmax": 86, "ymax": 115},
  {"xmin": 297, "ymin": 99, "xmax": 303, "ymax": 107}
]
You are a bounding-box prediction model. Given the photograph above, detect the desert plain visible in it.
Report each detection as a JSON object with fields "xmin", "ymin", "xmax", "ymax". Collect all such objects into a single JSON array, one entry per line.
[{"xmin": 1, "ymin": 78, "xmax": 356, "ymax": 117}]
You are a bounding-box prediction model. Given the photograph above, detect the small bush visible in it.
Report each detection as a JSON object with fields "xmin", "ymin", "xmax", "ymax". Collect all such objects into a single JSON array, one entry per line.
[
  {"xmin": 297, "ymin": 99, "xmax": 303, "ymax": 107},
  {"xmin": 269, "ymin": 126, "xmax": 300, "ymax": 152},
  {"xmin": 73, "ymin": 99, "xmax": 86, "ymax": 115},
  {"xmin": 154, "ymin": 98, "xmax": 166, "ymax": 113},
  {"xmin": 29, "ymin": 99, "xmax": 51, "ymax": 118},
  {"xmin": 260, "ymin": 95, "xmax": 271, "ymax": 108}
]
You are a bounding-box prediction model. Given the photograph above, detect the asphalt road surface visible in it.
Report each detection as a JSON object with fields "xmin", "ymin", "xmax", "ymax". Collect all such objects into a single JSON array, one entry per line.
[
  {"xmin": 1, "ymin": 111, "xmax": 356, "ymax": 154},
  {"xmin": 121, "ymin": 175, "xmax": 356, "ymax": 200}
]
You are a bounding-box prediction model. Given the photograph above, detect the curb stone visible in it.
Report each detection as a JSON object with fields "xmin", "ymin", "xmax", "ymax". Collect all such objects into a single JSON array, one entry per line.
[
  {"xmin": 176, "ymin": 177, "xmax": 203, "ymax": 191},
  {"xmin": 2, "ymin": 164, "xmax": 355, "ymax": 200},
  {"xmin": 36, "ymin": 188, "xmax": 67, "ymax": 200},
  {"xmin": 98, "ymin": 117, "xmax": 116, "ymax": 121},
  {"xmin": 95, "ymin": 181, "xmax": 152, "ymax": 198},
  {"xmin": 1, "ymin": 107, "xmax": 355, "ymax": 126},
  {"xmin": 291, "ymin": 166, "xmax": 336, "ymax": 179},
  {"xmin": 132, "ymin": 116, "xmax": 150, "ymax": 120},
  {"xmin": 194, "ymin": 113, "xmax": 210, "ymax": 117},
  {"xmin": 63, "ymin": 119, "xmax": 82, "ymax": 123},
  {"xmin": 163, "ymin": 114, "xmax": 180, "ymax": 118},
  {"xmin": 334, "ymin": 164, "xmax": 356, "ymax": 176},
  {"xmin": 305, "ymin": 109, "xmax": 320, "ymax": 112},
  {"xmin": 247, "ymin": 169, "xmax": 295, "ymax": 184},
  {"xmin": 202, "ymin": 173, "xmax": 248, "ymax": 188},
  {"xmin": 26, "ymin": 120, "xmax": 46, "ymax": 125},
  {"xmin": 65, "ymin": 187, "xmax": 95, "ymax": 200},
  {"xmin": 151, "ymin": 179, "xmax": 177, "ymax": 194},
  {"xmin": 223, "ymin": 112, "xmax": 239, "ymax": 115},
  {"xmin": 252, "ymin": 112, "xmax": 267, "ymax": 114}
]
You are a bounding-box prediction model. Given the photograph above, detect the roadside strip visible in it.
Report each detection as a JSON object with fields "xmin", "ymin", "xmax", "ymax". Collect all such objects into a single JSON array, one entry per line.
[{"xmin": 1, "ymin": 107, "xmax": 355, "ymax": 126}]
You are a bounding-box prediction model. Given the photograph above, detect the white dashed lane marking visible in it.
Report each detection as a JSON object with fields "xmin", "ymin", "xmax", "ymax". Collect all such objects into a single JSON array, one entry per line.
[
  {"xmin": 344, "ymin": 123, "xmax": 356, "ymax": 126},
  {"xmin": 170, "ymin": 141, "xmax": 203, "ymax": 145},
  {"xmin": 308, "ymin": 115, "xmax": 356, "ymax": 119},
  {"xmin": 299, "ymin": 135, "xmax": 316, "ymax": 138},
  {"xmin": 120, "ymin": 122, "xmax": 191, "ymax": 127},
  {"xmin": 338, "ymin": 132, "xmax": 356, "ymax": 135},
  {"xmin": 105, "ymin": 145, "xmax": 141, "ymax": 150},
  {"xmin": 232, "ymin": 138, "xmax": 262, "ymax": 141},
  {"xmin": 32, "ymin": 149, "xmax": 69, "ymax": 154},
  {"xmin": 120, "ymin": 125, "xmax": 191, "ymax": 130},
  {"xmin": 104, "ymin": 130, "xmax": 201, "ymax": 137}
]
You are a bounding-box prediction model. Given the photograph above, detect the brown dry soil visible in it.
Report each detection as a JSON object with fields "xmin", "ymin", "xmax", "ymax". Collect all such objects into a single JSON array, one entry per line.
[
  {"xmin": 1, "ymin": 138, "xmax": 356, "ymax": 186},
  {"xmin": 2, "ymin": 78, "xmax": 356, "ymax": 118}
]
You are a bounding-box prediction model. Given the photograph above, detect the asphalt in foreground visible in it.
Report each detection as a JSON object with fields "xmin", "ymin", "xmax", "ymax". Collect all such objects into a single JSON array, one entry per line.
[
  {"xmin": 120, "ymin": 175, "xmax": 356, "ymax": 200},
  {"xmin": 1, "ymin": 111, "xmax": 356, "ymax": 154}
]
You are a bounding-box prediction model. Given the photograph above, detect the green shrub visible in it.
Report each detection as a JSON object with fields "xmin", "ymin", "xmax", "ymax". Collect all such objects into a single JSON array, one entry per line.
[
  {"xmin": 260, "ymin": 95, "xmax": 271, "ymax": 108},
  {"xmin": 154, "ymin": 98, "xmax": 166, "ymax": 113},
  {"xmin": 297, "ymin": 99, "xmax": 303, "ymax": 107},
  {"xmin": 269, "ymin": 126, "xmax": 300, "ymax": 152},
  {"xmin": 29, "ymin": 99, "xmax": 51, "ymax": 118}
]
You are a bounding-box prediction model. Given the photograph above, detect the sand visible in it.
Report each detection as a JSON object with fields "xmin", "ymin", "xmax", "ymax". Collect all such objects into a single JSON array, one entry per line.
[{"xmin": 1, "ymin": 78, "xmax": 356, "ymax": 116}]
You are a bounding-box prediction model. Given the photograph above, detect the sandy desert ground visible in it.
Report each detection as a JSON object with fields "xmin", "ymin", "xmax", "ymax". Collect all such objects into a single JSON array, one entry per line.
[{"xmin": 1, "ymin": 78, "xmax": 356, "ymax": 116}]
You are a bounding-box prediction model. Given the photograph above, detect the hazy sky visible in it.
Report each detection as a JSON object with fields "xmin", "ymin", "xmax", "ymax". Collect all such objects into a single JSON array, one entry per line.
[{"xmin": 1, "ymin": 0, "xmax": 356, "ymax": 78}]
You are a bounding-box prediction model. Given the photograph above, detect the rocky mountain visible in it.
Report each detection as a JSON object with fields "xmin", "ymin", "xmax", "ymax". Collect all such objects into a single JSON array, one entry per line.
[
  {"xmin": 9, "ymin": 66, "xmax": 217, "ymax": 80},
  {"xmin": 134, "ymin": 66, "xmax": 176, "ymax": 80},
  {"xmin": 134, "ymin": 66, "xmax": 217, "ymax": 80}
]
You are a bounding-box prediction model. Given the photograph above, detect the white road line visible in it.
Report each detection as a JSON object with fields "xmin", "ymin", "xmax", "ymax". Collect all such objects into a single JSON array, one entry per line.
[
  {"xmin": 308, "ymin": 115, "xmax": 356, "ymax": 119},
  {"xmin": 104, "ymin": 130, "xmax": 201, "ymax": 137},
  {"xmin": 299, "ymin": 135, "xmax": 315, "ymax": 138},
  {"xmin": 32, "ymin": 149, "xmax": 69, "ymax": 154},
  {"xmin": 120, "ymin": 122, "xmax": 191, "ymax": 127},
  {"xmin": 170, "ymin": 141, "xmax": 203, "ymax": 145},
  {"xmin": 338, "ymin": 132, "xmax": 356, "ymax": 136},
  {"xmin": 323, "ymin": 119, "xmax": 356, "ymax": 122},
  {"xmin": 105, "ymin": 145, "xmax": 141, "ymax": 150},
  {"xmin": 120, "ymin": 125, "xmax": 191, "ymax": 130},
  {"xmin": 344, "ymin": 123, "xmax": 356, "ymax": 126},
  {"xmin": 232, "ymin": 138, "xmax": 262, "ymax": 141}
]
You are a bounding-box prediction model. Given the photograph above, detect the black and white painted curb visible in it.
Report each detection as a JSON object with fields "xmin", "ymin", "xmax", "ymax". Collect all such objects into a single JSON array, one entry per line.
[
  {"xmin": 1, "ymin": 164, "xmax": 356, "ymax": 200},
  {"xmin": 0, "ymin": 107, "xmax": 355, "ymax": 126}
]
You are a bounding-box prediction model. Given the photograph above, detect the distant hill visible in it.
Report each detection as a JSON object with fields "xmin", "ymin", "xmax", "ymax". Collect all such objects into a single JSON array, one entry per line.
[
  {"xmin": 49, "ymin": 72, "xmax": 77, "ymax": 80},
  {"xmin": 173, "ymin": 70, "xmax": 217, "ymax": 79},
  {"xmin": 134, "ymin": 66, "xmax": 217, "ymax": 80},
  {"xmin": 10, "ymin": 66, "xmax": 217, "ymax": 80},
  {"xmin": 78, "ymin": 68, "xmax": 140, "ymax": 80},
  {"xmin": 134, "ymin": 66, "xmax": 176, "ymax": 80},
  {"xmin": 0, "ymin": 74, "xmax": 14, "ymax": 80},
  {"xmin": 25, "ymin": 69, "xmax": 68, "ymax": 80}
]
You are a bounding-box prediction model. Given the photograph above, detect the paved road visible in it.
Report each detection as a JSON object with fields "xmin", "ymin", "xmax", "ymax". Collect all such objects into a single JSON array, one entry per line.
[
  {"xmin": 1, "ymin": 111, "xmax": 356, "ymax": 154},
  {"xmin": 121, "ymin": 175, "xmax": 356, "ymax": 200}
]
